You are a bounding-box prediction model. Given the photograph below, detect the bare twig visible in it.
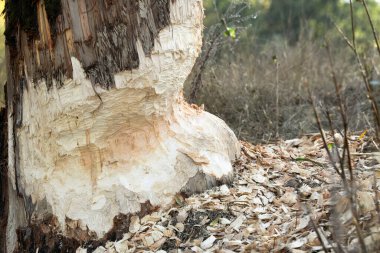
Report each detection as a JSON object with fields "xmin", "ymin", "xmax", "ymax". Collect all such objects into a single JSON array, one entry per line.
[
  {"xmin": 374, "ymin": 173, "xmax": 380, "ymax": 222},
  {"xmin": 334, "ymin": 0, "xmax": 380, "ymax": 139},
  {"xmin": 349, "ymin": 0, "xmax": 356, "ymax": 50},
  {"xmin": 275, "ymin": 60, "xmax": 280, "ymax": 138},
  {"xmin": 306, "ymin": 80, "xmax": 342, "ymax": 177},
  {"xmin": 361, "ymin": 0, "xmax": 380, "ymax": 58},
  {"xmin": 324, "ymin": 33, "xmax": 368, "ymax": 253},
  {"xmin": 188, "ymin": 2, "xmax": 253, "ymax": 103},
  {"xmin": 307, "ymin": 204, "xmax": 334, "ymax": 253}
]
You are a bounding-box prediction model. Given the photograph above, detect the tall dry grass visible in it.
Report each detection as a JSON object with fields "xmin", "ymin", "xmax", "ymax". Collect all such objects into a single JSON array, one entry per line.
[{"xmin": 185, "ymin": 35, "xmax": 378, "ymax": 143}]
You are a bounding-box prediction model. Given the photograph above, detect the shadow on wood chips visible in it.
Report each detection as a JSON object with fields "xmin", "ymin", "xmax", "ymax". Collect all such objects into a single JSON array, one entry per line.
[{"xmin": 161, "ymin": 209, "xmax": 235, "ymax": 251}]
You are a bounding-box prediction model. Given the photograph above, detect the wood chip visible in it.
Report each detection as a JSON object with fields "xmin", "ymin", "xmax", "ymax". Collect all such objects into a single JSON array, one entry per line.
[
  {"xmin": 93, "ymin": 135, "xmax": 380, "ymax": 253},
  {"xmin": 129, "ymin": 216, "xmax": 140, "ymax": 233},
  {"xmin": 201, "ymin": 235, "xmax": 217, "ymax": 249}
]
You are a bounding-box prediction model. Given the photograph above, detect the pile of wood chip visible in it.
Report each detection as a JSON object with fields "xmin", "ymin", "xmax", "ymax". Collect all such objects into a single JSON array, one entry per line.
[{"xmin": 82, "ymin": 134, "xmax": 380, "ymax": 253}]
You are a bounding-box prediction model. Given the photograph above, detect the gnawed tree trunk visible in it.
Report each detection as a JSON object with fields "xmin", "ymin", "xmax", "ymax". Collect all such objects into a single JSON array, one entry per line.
[{"xmin": 1, "ymin": 0, "xmax": 240, "ymax": 251}]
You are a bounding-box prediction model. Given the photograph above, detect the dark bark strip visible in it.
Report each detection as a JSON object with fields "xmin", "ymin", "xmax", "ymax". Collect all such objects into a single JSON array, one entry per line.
[
  {"xmin": 5, "ymin": 0, "xmax": 172, "ymax": 90},
  {"xmin": 15, "ymin": 202, "xmax": 158, "ymax": 253},
  {"xmin": 0, "ymin": 94, "xmax": 9, "ymax": 253}
]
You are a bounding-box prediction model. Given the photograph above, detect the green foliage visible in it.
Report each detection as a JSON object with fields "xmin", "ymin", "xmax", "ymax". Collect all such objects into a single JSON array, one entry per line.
[
  {"xmin": 203, "ymin": 0, "xmax": 380, "ymax": 52},
  {"xmin": 335, "ymin": 0, "xmax": 380, "ymax": 52},
  {"xmin": 224, "ymin": 26, "xmax": 236, "ymax": 39},
  {"xmin": 260, "ymin": 0, "xmax": 340, "ymax": 44}
]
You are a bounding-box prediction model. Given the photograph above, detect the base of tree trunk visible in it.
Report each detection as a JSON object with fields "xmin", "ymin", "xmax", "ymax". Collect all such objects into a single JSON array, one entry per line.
[
  {"xmin": 2, "ymin": 0, "xmax": 240, "ymax": 251},
  {"xmin": 7, "ymin": 99, "xmax": 239, "ymax": 252}
]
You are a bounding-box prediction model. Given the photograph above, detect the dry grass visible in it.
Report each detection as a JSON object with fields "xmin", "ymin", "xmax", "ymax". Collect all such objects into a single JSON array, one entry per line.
[{"xmin": 185, "ymin": 36, "xmax": 378, "ymax": 143}]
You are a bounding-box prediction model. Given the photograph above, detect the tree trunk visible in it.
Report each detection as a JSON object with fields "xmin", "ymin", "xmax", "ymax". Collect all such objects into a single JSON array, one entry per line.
[{"xmin": 1, "ymin": 0, "xmax": 240, "ymax": 251}]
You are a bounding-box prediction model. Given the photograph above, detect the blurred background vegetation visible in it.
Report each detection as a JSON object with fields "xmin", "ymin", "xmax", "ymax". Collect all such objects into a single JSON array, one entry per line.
[
  {"xmin": 1, "ymin": 1, "xmax": 380, "ymax": 142},
  {"xmin": 184, "ymin": 0, "xmax": 380, "ymax": 142}
]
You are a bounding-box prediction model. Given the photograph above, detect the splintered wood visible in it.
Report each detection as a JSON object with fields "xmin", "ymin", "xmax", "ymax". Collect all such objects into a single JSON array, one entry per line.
[
  {"xmin": 85, "ymin": 134, "xmax": 380, "ymax": 253},
  {"xmin": 5, "ymin": 1, "xmax": 241, "ymax": 247},
  {"xmin": 6, "ymin": 0, "xmax": 172, "ymax": 89}
]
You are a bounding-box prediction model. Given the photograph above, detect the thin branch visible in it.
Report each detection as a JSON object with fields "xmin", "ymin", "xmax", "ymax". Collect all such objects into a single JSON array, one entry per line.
[
  {"xmin": 308, "ymin": 209, "xmax": 331, "ymax": 253},
  {"xmin": 334, "ymin": 19, "xmax": 380, "ymax": 138},
  {"xmin": 361, "ymin": 0, "xmax": 380, "ymax": 57},
  {"xmin": 325, "ymin": 38, "xmax": 368, "ymax": 253},
  {"xmin": 333, "ymin": 22, "xmax": 355, "ymax": 51},
  {"xmin": 374, "ymin": 173, "xmax": 380, "ymax": 223},
  {"xmin": 349, "ymin": 0, "xmax": 356, "ymax": 49},
  {"xmin": 306, "ymin": 80, "xmax": 342, "ymax": 177}
]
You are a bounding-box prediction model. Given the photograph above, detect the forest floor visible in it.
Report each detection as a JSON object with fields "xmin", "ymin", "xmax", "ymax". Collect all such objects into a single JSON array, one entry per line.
[{"xmin": 84, "ymin": 134, "xmax": 380, "ymax": 253}]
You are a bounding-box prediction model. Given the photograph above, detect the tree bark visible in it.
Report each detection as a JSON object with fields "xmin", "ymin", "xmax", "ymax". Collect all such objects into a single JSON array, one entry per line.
[
  {"xmin": 1, "ymin": 102, "xmax": 9, "ymax": 252},
  {"xmin": 1, "ymin": 0, "xmax": 240, "ymax": 251}
]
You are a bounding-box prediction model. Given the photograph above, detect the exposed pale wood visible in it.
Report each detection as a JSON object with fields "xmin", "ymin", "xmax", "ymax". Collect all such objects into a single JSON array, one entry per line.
[{"xmin": 2, "ymin": 0, "xmax": 240, "ymax": 251}]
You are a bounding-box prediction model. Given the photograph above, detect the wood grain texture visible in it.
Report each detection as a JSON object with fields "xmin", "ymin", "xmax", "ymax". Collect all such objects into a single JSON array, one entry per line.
[
  {"xmin": 3, "ymin": 1, "xmax": 240, "ymax": 251},
  {"xmin": 5, "ymin": 0, "xmax": 172, "ymax": 90}
]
